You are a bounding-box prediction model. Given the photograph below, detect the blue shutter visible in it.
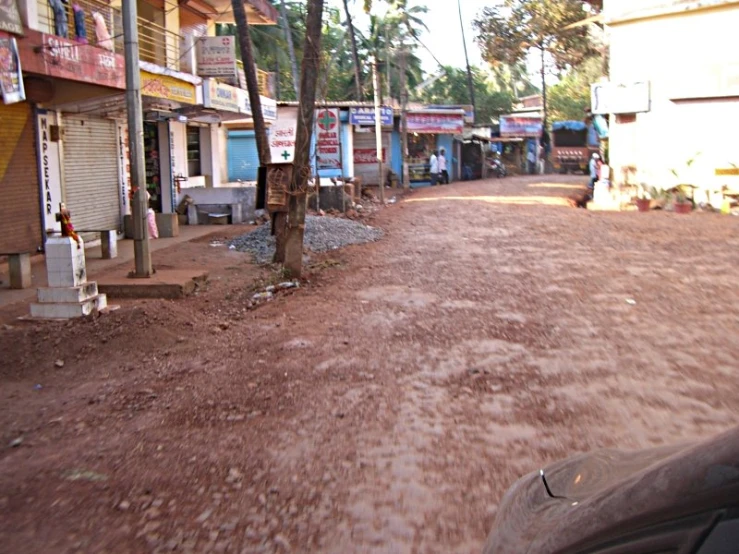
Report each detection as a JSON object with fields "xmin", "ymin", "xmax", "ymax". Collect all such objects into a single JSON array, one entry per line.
[{"xmin": 227, "ymin": 131, "xmax": 261, "ymax": 181}]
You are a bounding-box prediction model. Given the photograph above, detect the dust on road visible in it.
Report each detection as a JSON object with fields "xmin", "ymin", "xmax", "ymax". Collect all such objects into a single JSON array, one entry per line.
[{"xmin": 1, "ymin": 174, "xmax": 738, "ymax": 553}]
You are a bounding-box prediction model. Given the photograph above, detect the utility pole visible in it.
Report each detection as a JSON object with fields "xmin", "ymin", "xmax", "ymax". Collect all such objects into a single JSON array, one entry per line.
[
  {"xmin": 399, "ymin": 44, "xmax": 409, "ymax": 190},
  {"xmin": 372, "ymin": 58, "xmax": 385, "ymax": 203},
  {"xmin": 122, "ymin": 0, "xmax": 152, "ymax": 277},
  {"xmin": 457, "ymin": 0, "xmax": 476, "ymax": 123}
]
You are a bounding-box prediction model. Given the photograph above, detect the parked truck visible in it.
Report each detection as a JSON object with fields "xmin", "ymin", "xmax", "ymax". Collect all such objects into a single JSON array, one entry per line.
[{"xmin": 551, "ymin": 120, "xmax": 600, "ymax": 174}]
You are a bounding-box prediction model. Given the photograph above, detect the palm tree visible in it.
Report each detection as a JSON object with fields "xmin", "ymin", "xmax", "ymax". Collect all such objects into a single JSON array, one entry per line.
[{"xmin": 342, "ymin": 0, "xmax": 364, "ymax": 100}]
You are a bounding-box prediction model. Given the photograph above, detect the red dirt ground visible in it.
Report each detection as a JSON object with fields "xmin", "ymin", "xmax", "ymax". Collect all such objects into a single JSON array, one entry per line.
[{"xmin": 1, "ymin": 174, "xmax": 738, "ymax": 553}]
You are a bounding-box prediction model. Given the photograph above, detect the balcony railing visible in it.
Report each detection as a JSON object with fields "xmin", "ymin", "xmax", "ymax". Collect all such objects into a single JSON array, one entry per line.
[
  {"xmin": 236, "ymin": 60, "xmax": 275, "ymax": 98},
  {"xmin": 36, "ymin": 0, "xmax": 182, "ymax": 70}
]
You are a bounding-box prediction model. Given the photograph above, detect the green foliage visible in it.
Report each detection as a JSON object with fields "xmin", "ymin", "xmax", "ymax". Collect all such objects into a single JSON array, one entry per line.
[
  {"xmin": 417, "ymin": 66, "xmax": 527, "ymax": 123},
  {"xmin": 473, "ymin": 0, "xmax": 599, "ymax": 71},
  {"xmin": 548, "ymin": 57, "xmax": 603, "ymax": 122}
]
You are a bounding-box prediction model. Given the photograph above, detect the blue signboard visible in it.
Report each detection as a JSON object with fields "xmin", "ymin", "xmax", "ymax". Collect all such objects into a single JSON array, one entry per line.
[{"xmin": 349, "ymin": 106, "xmax": 394, "ymax": 126}]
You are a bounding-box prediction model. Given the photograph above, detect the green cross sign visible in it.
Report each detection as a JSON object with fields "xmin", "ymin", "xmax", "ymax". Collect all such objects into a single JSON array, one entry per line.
[
  {"xmin": 318, "ymin": 110, "xmax": 337, "ymax": 131},
  {"xmin": 281, "ymin": 150, "xmax": 290, "ymax": 160}
]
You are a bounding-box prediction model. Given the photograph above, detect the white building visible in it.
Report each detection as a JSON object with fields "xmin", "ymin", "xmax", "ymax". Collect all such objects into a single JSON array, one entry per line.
[{"xmin": 600, "ymin": 0, "xmax": 739, "ymax": 196}]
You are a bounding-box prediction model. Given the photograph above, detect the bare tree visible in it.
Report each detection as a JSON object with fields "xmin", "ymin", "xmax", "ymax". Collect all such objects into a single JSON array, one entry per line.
[{"xmin": 284, "ymin": 0, "xmax": 325, "ymax": 277}]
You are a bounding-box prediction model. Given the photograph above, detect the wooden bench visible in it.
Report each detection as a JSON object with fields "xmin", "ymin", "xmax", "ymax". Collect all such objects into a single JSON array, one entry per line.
[{"xmin": 0, "ymin": 252, "xmax": 32, "ymax": 289}]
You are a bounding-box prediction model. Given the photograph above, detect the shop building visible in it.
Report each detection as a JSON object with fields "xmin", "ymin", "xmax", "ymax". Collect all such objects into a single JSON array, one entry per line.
[
  {"xmin": 0, "ymin": 0, "xmax": 277, "ymax": 257},
  {"xmin": 405, "ymin": 109, "xmax": 465, "ymax": 187}
]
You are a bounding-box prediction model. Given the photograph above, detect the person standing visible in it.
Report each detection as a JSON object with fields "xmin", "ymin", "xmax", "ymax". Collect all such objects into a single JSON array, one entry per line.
[
  {"xmin": 527, "ymin": 147, "xmax": 537, "ymax": 175},
  {"xmin": 588, "ymin": 153, "xmax": 601, "ymax": 190},
  {"xmin": 429, "ymin": 150, "xmax": 439, "ymax": 186},
  {"xmin": 439, "ymin": 148, "xmax": 449, "ymax": 184}
]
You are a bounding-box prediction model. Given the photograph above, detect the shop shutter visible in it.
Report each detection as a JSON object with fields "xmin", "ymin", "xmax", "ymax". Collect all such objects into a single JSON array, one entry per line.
[
  {"xmin": 62, "ymin": 115, "xmax": 120, "ymax": 240},
  {"xmin": 227, "ymin": 131, "xmax": 260, "ymax": 181},
  {"xmin": 353, "ymin": 130, "xmax": 391, "ymax": 185},
  {"xmin": 0, "ymin": 102, "xmax": 41, "ymax": 254}
]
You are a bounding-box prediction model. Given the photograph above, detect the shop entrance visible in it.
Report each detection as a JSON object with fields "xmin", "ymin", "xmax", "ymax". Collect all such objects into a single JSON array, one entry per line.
[{"xmin": 143, "ymin": 122, "xmax": 162, "ymax": 212}]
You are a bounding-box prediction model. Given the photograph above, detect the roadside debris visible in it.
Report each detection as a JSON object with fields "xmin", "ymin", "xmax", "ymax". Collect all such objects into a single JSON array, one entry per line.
[{"xmin": 229, "ymin": 216, "xmax": 383, "ymax": 264}]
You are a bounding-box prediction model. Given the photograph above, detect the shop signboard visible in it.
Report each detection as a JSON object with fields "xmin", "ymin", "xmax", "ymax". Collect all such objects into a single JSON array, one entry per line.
[
  {"xmin": 203, "ymin": 79, "xmax": 240, "ymax": 112},
  {"xmin": 0, "ymin": 36, "xmax": 24, "ymax": 104},
  {"xmin": 269, "ymin": 107, "xmax": 297, "ymax": 163},
  {"xmin": 196, "ymin": 36, "xmax": 237, "ymax": 81},
  {"xmin": 141, "ymin": 71, "xmax": 196, "ymax": 105},
  {"xmin": 0, "ymin": 0, "xmax": 23, "ymax": 35},
  {"xmin": 426, "ymin": 104, "xmax": 475, "ymax": 124},
  {"xmin": 500, "ymin": 115, "xmax": 543, "ymax": 137},
  {"xmin": 239, "ymin": 90, "xmax": 278, "ymax": 121},
  {"xmin": 591, "ymin": 81, "xmax": 650, "ymax": 115},
  {"xmin": 315, "ymin": 108, "xmax": 341, "ymax": 170},
  {"xmin": 16, "ymin": 30, "xmax": 125, "ymax": 89},
  {"xmin": 407, "ymin": 112, "xmax": 464, "ymax": 134},
  {"xmin": 349, "ymin": 106, "xmax": 393, "ymax": 126},
  {"xmin": 353, "ymin": 148, "xmax": 386, "ymax": 164}
]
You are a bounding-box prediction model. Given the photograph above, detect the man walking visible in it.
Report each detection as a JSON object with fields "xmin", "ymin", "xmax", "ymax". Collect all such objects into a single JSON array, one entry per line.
[
  {"xmin": 439, "ymin": 148, "xmax": 449, "ymax": 184},
  {"xmin": 429, "ymin": 150, "xmax": 439, "ymax": 186}
]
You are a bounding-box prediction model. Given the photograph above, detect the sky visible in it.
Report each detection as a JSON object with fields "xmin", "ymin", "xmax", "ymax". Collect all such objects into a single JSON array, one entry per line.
[{"xmin": 326, "ymin": 0, "xmax": 497, "ymax": 75}]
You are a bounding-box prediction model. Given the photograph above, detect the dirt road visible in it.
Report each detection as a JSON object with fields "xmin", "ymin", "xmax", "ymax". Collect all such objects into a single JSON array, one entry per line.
[{"xmin": 2, "ymin": 175, "xmax": 739, "ymax": 553}]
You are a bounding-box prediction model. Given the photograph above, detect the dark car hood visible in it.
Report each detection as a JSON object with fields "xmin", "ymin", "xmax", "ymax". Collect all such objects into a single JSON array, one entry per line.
[{"xmin": 483, "ymin": 426, "xmax": 739, "ymax": 554}]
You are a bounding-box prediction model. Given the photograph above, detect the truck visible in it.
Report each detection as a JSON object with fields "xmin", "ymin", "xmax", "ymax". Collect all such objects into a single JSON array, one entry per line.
[{"xmin": 551, "ymin": 120, "xmax": 600, "ymax": 174}]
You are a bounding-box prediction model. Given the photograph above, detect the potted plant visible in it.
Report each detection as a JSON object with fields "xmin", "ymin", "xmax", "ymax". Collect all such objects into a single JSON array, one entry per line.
[
  {"xmin": 670, "ymin": 154, "xmax": 700, "ymax": 214},
  {"xmin": 673, "ymin": 188, "xmax": 693, "ymax": 214},
  {"xmin": 635, "ymin": 183, "xmax": 651, "ymax": 212}
]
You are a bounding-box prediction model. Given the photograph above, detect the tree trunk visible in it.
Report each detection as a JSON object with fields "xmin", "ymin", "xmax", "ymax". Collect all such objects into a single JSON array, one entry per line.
[
  {"xmin": 279, "ymin": 0, "xmax": 300, "ymax": 98},
  {"xmin": 284, "ymin": 0, "xmax": 325, "ymax": 278},
  {"xmin": 231, "ymin": 0, "xmax": 270, "ymax": 167},
  {"xmin": 342, "ymin": 0, "xmax": 363, "ymax": 100},
  {"xmin": 540, "ymin": 45, "xmax": 549, "ymax": 169}
]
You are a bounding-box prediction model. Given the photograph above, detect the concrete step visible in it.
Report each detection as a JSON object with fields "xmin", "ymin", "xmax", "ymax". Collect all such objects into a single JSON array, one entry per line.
[
  {"xmin": 30, "ymin": 294, "xmax": 107, "ymax": 319},
  {"xmin": 36, "ymin": 282, "xmax": 99, "ymax": 304}
]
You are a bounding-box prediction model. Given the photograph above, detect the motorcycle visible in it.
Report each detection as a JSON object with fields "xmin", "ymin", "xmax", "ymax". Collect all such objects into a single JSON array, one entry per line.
[{"xmin": 489, "ymin": 157, "xmax": 508, "ymax": 178}]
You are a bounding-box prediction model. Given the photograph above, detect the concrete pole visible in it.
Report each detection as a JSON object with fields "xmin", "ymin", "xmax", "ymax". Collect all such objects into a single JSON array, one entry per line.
[
  {"xmin": 372, "ymin": 59, "xmax": 384, "ymax": 203},
  {"xmin": 400, "ymin": 45, "xmax": 409, "ymax": 190},
  {"xmin": 122, "ymin": 0, "xmax": 152, "ymax": 277}
]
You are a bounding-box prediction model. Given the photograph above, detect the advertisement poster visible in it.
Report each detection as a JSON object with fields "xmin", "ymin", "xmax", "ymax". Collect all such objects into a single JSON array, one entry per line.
[
  {"xmin": 353, "ymin": 148, "xmax": 386, "ymax": 165},
  {"xmin": 0, "ymin": 0, "xmax": 23, "ymax": 35},
  {"xmin": 0, "ymin": 37, "xmax": 24, "ymax": 104},
  {"xmin": 315, "ymin": 108, "xmax": 341, "ymax": 171},
  {"xmin": 269, "ymin": 107, "xmax": 298, "ymax": 163},
  {"xmin": 196, "ymin": 36, "xmax": 237, "ymax": 81}
]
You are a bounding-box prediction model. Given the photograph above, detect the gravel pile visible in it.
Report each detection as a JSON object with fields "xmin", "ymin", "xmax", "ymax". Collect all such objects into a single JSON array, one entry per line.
[{"xmin": 230, "ymin": 215, "xmax": 383, "ymax": 263}]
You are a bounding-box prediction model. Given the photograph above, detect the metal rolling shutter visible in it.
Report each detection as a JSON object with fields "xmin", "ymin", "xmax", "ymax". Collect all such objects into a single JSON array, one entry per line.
[
  {"xmin": 227, "ymin": 131, "xmax": 259, "ymax": 181},
  {"xmin": 62, "ymin": 115, "xmax": 120, "ymax": 240},
  {"xmin": 353, "ymin": 131, "xmax": 391, "ymax": 185},
  {"xmin": 0, "ymin": 102, "xmax": 41, "ymax": 254}
]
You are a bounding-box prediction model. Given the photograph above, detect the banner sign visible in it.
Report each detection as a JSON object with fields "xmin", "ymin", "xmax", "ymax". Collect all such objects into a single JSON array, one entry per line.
[
  {"xmin": 141, "ymin": 70, "xmax": 196, "ymax": 104},
  {"xmin": 0, "ymin": 36, "xmax": 24, "ymax": 104},
  {"xmin": 500, "ymin": 116, "xmax": 543, "ymax": 137},
  {"xmin": 426, "ymin": 104, "xmax": 475, "ymax": 123},
  {"xmin": 0, "ymin": 0, "xmax": 23, "ymax": 35},
  {"xmin": 203, "ymin": 78, "xmax": 240, "ymax": 112},
  {"xmin": 353, "ymin": 148, "xmax": 386, "ymax": 164},
  {"xmin": 407, "ymin": 112, "xmax": 464, "ymax": 134},
  {"xmin": 269, "ymin": 108, "xmax": 297, "ymax": 163},
  {"xmin": 591, "ymin": 81, "xmax": 650, "ymax": 115},
  {"xmin": 315, "ymin": 108, "xmax": 341, "ymax": 170},
  {"xmin": 239, "ymin": 90, "xmax": 277, "ymax": 121},
  {"xmin": 196, "ymin": 36, "xmax": 237, "ymax": 81},
  {"xmin": 349, "ymin": 106, "xmax": 393, "ymax": 126}
]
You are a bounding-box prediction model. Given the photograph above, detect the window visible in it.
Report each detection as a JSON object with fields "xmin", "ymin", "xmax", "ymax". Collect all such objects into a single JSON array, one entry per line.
[{"xmin": 187, "ymin": 126, "xmax": 201, "ymax": 176}]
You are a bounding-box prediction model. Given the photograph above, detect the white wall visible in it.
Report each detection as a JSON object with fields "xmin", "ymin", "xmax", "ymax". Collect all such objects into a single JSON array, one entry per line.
[{"xmin": 607, "ymin": 4, "xmax": 739, "ymax": 191}]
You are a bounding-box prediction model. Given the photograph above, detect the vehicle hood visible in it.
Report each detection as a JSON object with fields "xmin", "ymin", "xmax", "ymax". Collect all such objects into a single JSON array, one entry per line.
[{"xmin": 483, "ymin": 426, "xmax": 739, "ymax": 554}]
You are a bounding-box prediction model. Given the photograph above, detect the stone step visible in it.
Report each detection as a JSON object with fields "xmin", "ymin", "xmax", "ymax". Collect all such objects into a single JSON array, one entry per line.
[
  {"xmin": 30, "ymin": 294, "xmax": 107, "ymax": 319},
  {"xmin": 36, "ymin": 282, "xmax": 99, "ymax": 304}
]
